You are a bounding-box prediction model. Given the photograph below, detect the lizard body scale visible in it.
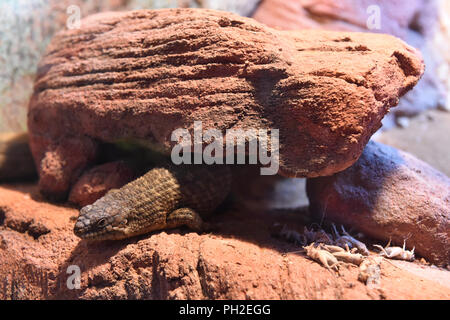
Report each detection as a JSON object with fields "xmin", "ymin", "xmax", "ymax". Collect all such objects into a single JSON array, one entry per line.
[{"xmin": 74, "ymin": 163, "xmax": 231, "ymax": 240}]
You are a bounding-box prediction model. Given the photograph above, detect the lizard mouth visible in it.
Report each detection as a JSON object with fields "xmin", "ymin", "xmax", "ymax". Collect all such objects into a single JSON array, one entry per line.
[
  {"xmin": 73, "ymin": 216, "xmax": 126, "ymax": 240},
  {"xmin": 73, "ymin": 222, "xmax": 125, "ymax": 240},
  {"xmin": 74, "ymin": 225, "xmax": 104, "ymax": 240},
  {"xmin": 73, "ymin": 218, "xmax": 105, "ymax": 240}
]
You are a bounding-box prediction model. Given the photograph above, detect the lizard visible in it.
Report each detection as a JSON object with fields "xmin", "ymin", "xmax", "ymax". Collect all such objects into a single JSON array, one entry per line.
[
  {"xmin": 0, "ymin": 132, "xmax": 232, "ymax": 240},
  {"xmin": 74, "ymin": 162, "xmax": 232, "ymax": 240}
]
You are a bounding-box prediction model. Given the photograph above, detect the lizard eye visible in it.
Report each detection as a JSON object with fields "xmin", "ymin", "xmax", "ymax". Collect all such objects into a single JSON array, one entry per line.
[{"xmin": 96, "ymin": 218, "xmax": 107, "ymax": 228}]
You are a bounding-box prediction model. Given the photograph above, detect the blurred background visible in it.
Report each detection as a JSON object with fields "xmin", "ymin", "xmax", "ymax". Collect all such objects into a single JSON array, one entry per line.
[{"xmin": 0, "ymin": 0, "xmax": 449, "ymax": 178}]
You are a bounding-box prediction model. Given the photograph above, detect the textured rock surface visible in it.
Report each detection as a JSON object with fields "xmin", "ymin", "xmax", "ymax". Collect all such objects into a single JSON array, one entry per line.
[
  {"xmin": 28, "ymin": 8, "xmax": 424, "ymax": 199},
  {"xmin": 1, "ymin": 183, "xmax": 450, "ymax": 299},
  {"xmin": 68, "ymin": 161, "xmax": 136, "ymax": 207},
  {"xmin": 0, "ymin": 0, "xmax": 260, "ymax": 133},
  {"xmin": 306, "ymin": 141, "xmax": 450, "ymax": 265},
  {"xmin": 253, "ymin": 0, "xmax": 447, "ymax": 123}
]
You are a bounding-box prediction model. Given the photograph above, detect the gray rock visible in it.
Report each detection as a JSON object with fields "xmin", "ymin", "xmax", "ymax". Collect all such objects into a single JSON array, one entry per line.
[{"xmin": 307, "ymin": 140, "xmax": 450, "ymax": 265}]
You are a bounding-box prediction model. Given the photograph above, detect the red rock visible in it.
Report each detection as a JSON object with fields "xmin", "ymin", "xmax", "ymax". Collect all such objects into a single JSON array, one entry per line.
[
  {"xmin": 306, "ymin": 141, "xmax": 450, "ymax": 266},
  {"xmin": 253, "ymin": 0, "xmax": 445, "ymax": 123},
  {"xmin": 29, "ymin": 134, "xmax": 97, "ymax": 201},
  {"xmin": 68, "ymin": 161, "xmax": 135, "ymax": 207},
  {"xmin": 28, "ymin": 8, "xmax": 424, "ymax": 200},
  {"xmin": 0, "ymin": 0, "xmax": 260, "ymax": 133},
  {"xmin": 1, "ymin": 183, "xmax": 449, "ymax": 299}
]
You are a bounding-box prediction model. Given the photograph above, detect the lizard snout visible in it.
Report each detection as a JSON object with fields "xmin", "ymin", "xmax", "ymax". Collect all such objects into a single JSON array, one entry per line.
[
  {"xmin": 73, "ymin": 200, "xmax": 130, "ymax": 240},
  {"xmin": 73, "ymin": 213, "xmax": 95, "ymax": 239}
]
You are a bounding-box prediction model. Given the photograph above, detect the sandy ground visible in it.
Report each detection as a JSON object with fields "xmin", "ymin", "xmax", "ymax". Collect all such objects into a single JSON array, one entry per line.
[{"xmin": 0, "ymin": 183, "xmax": 449, "ymax": 300}]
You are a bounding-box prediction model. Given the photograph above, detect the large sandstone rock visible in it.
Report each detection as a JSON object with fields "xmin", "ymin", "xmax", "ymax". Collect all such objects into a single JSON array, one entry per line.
[
  {"xmin": 253, "ymin": 0, "xmax": 447, "ymax": 124},
  {"xmin": 28, "ymin": 8, "xmax": 424, "ymax": 199},
  {"xmin": 1, "ymin": 183, "xmax": 450, "ymax": 299},
  {"xmin": 0, "ymin": 0, "xmax": 260, "ymax": 133},
  {"xmin": 306, "ymin": 141, "xmax": 450, "ymax": 265}
]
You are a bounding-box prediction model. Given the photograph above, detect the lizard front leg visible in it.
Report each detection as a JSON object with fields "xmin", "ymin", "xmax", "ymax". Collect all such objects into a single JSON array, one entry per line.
[{"xmin": 166, "ymin": 207, "xmax": 206, "ymax": 232}]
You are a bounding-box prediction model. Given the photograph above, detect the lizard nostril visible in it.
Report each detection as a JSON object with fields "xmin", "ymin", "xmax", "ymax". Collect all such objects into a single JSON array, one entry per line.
[{"xmin": 73, "ymin": 224, "xmax": 83, "ymax": 236}]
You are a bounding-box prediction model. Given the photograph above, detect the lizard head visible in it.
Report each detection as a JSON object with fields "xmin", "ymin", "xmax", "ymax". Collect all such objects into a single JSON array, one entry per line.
[{"xmin": 74, "ymin": 192, "xmax": 132, "ymax": 240}]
